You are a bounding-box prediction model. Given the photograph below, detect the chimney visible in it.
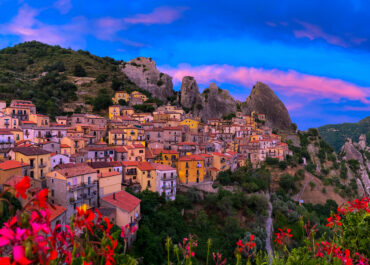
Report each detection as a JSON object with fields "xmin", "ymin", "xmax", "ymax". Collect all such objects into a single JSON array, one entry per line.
[{"xmin": 113, "ymin": 193, "xmax": 116, "ymax": 200}]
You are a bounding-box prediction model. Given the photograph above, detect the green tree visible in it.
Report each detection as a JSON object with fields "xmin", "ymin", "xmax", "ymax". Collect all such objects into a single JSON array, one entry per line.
[{"xmin": 73, "ymin": 64, "xmax": 86, "ymax": 77}]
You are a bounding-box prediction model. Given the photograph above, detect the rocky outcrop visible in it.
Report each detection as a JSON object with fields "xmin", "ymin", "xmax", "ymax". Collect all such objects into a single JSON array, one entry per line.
[
  {"xmin": 200, "ymin": 83, "xmax": 237, "ymax": 121},
  {"xmin": 180, "ymin": 76, "xmax": 202, "ymax": 111},
  {"xmin": 121, "ymin": 57, "xmax": 174, "ymax": 102},
  {"xmin": 341, "ymin": 138, "xmax": 363, "ymax": 162},
  {"xmin": 340, "ymin": 136, "xmax": 370, "ymax": 196},
  {"xmin": 242, "ymin": 82, "xmax": 292, "ymax": 131}
]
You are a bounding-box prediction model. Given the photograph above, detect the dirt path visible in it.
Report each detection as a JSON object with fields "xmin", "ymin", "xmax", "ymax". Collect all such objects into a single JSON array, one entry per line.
[{"xmin": 265, "ymin": 191, "xmax": 274, "ymax": 264}]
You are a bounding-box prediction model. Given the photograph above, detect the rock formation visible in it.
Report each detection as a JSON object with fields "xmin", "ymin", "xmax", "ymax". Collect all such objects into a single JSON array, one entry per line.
[
  {"xmin": 121, "ymin": 57, "xmax": 174, "ymax": 102},
  {"xmin": 242, "ymin": 82, "xmax": 292, "ymax": 131},
  {"xmin": 180, "ymin": 76, "xmax": 202, "ymax": 111},
  {"xmin": 340, "ymin": 136, "xmax": 370, "ymax": 196},
  {"xmin": 200, "ymin": 83, "xmax": 237, "ymax": 121}
]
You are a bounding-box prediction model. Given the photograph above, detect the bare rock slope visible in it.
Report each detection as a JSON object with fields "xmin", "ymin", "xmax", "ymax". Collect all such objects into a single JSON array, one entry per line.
[{"xmin": 121, "ymin": 57, "xmax": 174, "ymax": 102}]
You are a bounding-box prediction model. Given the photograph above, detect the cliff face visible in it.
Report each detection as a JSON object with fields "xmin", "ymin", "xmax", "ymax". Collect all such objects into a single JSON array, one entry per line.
[
  {"xmin": 340, "ymin": 135, "xmax": 370, "ymax": 197},
  {"xmin": 121, "ymin": 57, "xmax": 174, "ymax": 102},
  {"xmin": 178, "ymin": 78, "xmax": 293, "ymax": 127},
  {"xmin": 180, "ymin": 76, "xmax": 203, "ymax": 111},
  {"xmin": 200, "ymin": 83, "xmax": 237, "ymax": 121},
  {"xmin": 242, "ymin": 82, "xmax": 292, "ymax": 131}
]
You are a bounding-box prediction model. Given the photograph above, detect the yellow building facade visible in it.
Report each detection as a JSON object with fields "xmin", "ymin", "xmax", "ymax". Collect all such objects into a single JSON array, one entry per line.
[
  {"xmin": 112, "ymin": 91, "xmax": 130, "ymax": 104},
  {"xmin": 177, "ymin": 155, "xmax": 206, "ymax": 184},
  {"xmin": 12, "ymin": 147, "xmax": 51, "ymax": 179},
  {"xmin": 180, "ymin": 119, "xmax": 199, "ymax": 131}
]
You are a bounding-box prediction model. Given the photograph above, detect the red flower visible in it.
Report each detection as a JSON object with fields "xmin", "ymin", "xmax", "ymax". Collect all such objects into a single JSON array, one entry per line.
[
  {"xmin": 274, "ymin": 228, "xmax": 293, "ymax": 245},
  {"xmin": 326, "ymin": 214, "xmax": 342, "ymax": 228},
  {"xmin": 34, "ymin": 188, "xmax": 49, "ymax": 208},
  {"xmin": 0, "ymin": 257, "xmax": 11, "ymax": 265},
  {"xmin": 104, "ymin": 217, "xmax": 113, "ymax": 234},
  {"xmin": 15, "ymin": 176, "xmax": 30, "ymax": 199}
]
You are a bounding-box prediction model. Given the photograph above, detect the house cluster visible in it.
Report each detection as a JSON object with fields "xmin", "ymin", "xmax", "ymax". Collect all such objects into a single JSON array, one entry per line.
[{"xmin": 0, "ymin": 96, "xmax": 290, "ymax": 241}]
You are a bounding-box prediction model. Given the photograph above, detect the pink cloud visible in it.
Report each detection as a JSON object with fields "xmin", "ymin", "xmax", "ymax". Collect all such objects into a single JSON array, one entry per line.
[
  {"xmin": 266, "ymin": 22, "xmax": 276, "ymax": 27},
  {"xmin": 0, "ymin": 5, "xmax": 87, "ymax": 48},
  {"xmin": 350, "ymin": 36, "xmax": 367, "ymax": 45},
  {"xmin": 286, "ymin": 103, "xmax": 304, "ymax": 111},
  {"xmin": 344, "ymin": 106, "xmax": 370, "ymax": 111},
  {"xmin": 294, "ymin": 21, "xmax": 348, "ymax": 47},
  {"xmin": 53, "ymin": 0, "xmax": 72, "ymax": 14},
  {"xmin": 160, "ymin": 64, "xmax": 370, "ymax": 103},
  {"xmin": 124, "ymin": 6, "xmax": 187, "ymax": 25}
]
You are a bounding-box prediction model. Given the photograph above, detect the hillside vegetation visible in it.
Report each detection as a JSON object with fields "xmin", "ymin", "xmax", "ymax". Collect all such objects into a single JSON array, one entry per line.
[
  {"xmin": 0, "ymin": 41, "xmax": 143, "ymax": 118},
  {"xmin": 318, "ymin": 116, "xmax": 370, "ymax": 152}
]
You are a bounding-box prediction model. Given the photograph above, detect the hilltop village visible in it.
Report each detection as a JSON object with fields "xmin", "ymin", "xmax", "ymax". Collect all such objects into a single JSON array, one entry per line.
[{"xmin": 0, "ymin": 95, "xmax": 290, "ymax": 241}]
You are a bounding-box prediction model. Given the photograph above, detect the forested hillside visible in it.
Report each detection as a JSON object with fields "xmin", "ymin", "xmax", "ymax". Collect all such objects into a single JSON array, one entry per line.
[{"xmin": 318, "ymin": 117, "xmax": 370, "ymax": 152}]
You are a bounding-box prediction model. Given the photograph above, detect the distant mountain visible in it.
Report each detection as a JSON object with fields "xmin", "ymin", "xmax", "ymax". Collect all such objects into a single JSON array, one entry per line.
[{"xmin": 318, "ymin": 117, "xmax": 370, "ymax": 152}]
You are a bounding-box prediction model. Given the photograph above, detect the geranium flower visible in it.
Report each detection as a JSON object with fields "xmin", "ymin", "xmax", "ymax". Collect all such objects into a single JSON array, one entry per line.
[
  {"xmin": 274, "ymin": 228, "xmax": 292, "ymax": 245},
  {"xmin": 0, "ymin": 257, "xmax": 11, "ymax": 265},
  {"xmin": 326, "ymin": 214, "xmax": 342, "ymax": 228},
  {"xmin": 15, "ymin": 176, "xmax": 30, "ymax": 199},
  {"xmin": 13, "ymin": 245, "xmax": 32, "ymax": 265},
  {"xmin": 34, "ymin": 189, "xmax": 49, "ymax": 208}
]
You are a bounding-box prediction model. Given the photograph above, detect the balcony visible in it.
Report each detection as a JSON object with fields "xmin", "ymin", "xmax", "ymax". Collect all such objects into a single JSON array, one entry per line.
[
  {"xmin": 162, "ymin": 185, "xmax": 175, "ymax": 190},
  {"xmin": 39, "ymin": 163, "xmax": 46, "ymax": 168}
]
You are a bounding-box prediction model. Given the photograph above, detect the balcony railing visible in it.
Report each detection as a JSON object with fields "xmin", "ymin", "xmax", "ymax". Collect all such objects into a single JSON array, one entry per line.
[{"xmin": 39, "ymin": 163, "xmax": 46, "ymax": 168}]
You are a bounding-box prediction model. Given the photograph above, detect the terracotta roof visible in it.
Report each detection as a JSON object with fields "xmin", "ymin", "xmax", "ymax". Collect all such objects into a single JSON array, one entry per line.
[
  {"xmin": 21, "ymin": 121, "xmax": 36, "ymax": 124},
  {"xmin": 109, "ymin": 161, "xmax": 122, "ymax": 167},
  {"xmin": 145, "ymin": 148, "xmax": 155, "ymax": 159},
  {"xmin": 3, "ymin": 175, "xmax": 24, "ymax": 186},
  {"xmin": 137, "ymin": 162, "xmax": 154, "ymax": 171},
  {"xmin": 133, "ymin": 144, "xmax": 144, "ymax": 148},
  {"xmin": 199, "ymin": 153, "xmax": 212, "ymax": 158},
  {"xmin": 114, "ymin": 146, "xmax": 127, "ymax": 153},
  {"xmin": 179, "ymin": 155, "xmax": 205, "ymax": 161},
  {"xmin": 102, "ymin": 191, "xmax": 141, "ymax": 213},
  {"xmin": 55, "ymin": 165, "xmax": 96, "ymax": 178},
  {"xmin": 60, "ymin": 144, "xmax": 71, "ymax": 148},
  {"xmin": 151, "ymin": 163, "xmax": 176, "ymax": 171},
  {"xmin": 122, "ymin": 161, "xmax": 139, "ymax": 167},
  {"xmin": 99, "ymin": 171, "xmax": 121, "ymax": 178},
  {"xmin": 26, "ymin": 204, "xmax": 66, "ymax": 222},
  {"xmin": 13, "ymin": 147, "xmax": 50, "ymax": 156},
  {"xmin": 87, "ymin": 162, "xmax": 112, "ymax": 169},
  {"xmin": 0, "ymin": 160, "xmax": 29, "ymax": 170}
]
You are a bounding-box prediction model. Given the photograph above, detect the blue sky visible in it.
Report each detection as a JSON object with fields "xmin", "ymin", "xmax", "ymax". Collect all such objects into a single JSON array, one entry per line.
[{"xmin": 0, "ymin": 0, "xmax": 369, "ymax": 129}]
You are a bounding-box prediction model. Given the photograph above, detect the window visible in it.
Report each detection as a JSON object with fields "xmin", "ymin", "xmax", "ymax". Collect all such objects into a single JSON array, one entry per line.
[
  {"xmin": 147, "ymin": 180, "xmax": 151, "ymax": 187},
  {"xmin": 88, "ymin": 177, "xmax": 91, "ymax": 184},
  {"xmin": 51, "ymin": 190, "xmax": 54, "ymax": 196},
  {"xmin": 30, "ymin": 171, "xmax": 34, "ymax": 178}
]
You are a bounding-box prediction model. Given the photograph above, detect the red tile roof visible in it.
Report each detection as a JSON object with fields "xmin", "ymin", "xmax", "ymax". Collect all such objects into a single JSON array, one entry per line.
[
  {"xmin": 137, "ymin": 162, "xmax": 154, "ymax": 171},
  {"xmin": 114, "ymin": 146, "xmax": 128, "ymax": 153},
  {"xmin": 55, "ymin": 165, "xmax": 96, "ymax": 178},
  {"xmin": 102, "ymin": 191, "xmax": 141, "ymax": 212},
  {"xmin": 151, "ymin": 163, "xmax": 176, "ymax": 171},
  {"xmin": 109, "ymin": 161, "xmax": 122, "ymax": 167},
  {"xmin": 0, "ymin": 160, "xmax": 29, "ymax": 170},
  {"xmin": 121, "ymin": 161, "xmax": 139, "ymax": 167},
  {"xmin": 99, "ymin": 171, "xmax": 121, "ymax": 178}
]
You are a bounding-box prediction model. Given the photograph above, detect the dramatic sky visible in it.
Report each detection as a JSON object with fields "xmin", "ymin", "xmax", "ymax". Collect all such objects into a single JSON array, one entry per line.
[{"xmin": 0, "ymin": 0, "xmax": 369, "ymax": 129}]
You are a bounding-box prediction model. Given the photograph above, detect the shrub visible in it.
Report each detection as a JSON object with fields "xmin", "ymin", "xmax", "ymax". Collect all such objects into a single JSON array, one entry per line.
[
  {"xmin": 73, "ymin": 64, "xmax": 87, "ymax": 77},
  {"xmin": 96, "ymin": 73, "xmax": 108, "ymax": 83}
]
